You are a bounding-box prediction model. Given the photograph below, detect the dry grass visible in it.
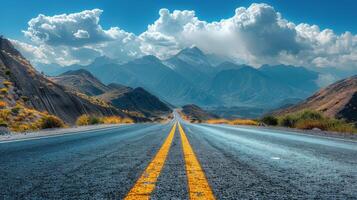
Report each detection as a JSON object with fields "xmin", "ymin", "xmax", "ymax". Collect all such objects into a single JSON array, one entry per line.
[
  {"xmin": 0, "ymin": 101, "xmax": 6, "ymax": 108},
  {"xmin": 3, "ymin": 81, "xmax": 12, "ymax": 87},
  {"xmin": 277, "ymin": 110, "xmax": 357, "ymax": 134},
  {"xmin": 0, "ymin": 88, "xmax": 8, "ymax": 94},
  {"xmin": 102, "ymin": 116, "xmax": 122, "ymax": 124},
  {"xmin": 76, "ymin": 115, "xmax": 134, "ymax": 126},
  {"xmin": 0, "ymin": 104, "xmax": 66, "ymax": 132},
  {"xmin": 205, "ymin": 118, "xmax": 258, "ymax": 126}
]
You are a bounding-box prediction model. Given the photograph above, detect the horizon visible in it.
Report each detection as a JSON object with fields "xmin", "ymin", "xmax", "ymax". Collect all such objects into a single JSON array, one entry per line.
[
  {"xmin": 1, "ymin": 1, "xmax": 357, "ymax": 199},
  {"xmin": 0, "ymin": 1, "xmax": 356, "ymax": 75}
]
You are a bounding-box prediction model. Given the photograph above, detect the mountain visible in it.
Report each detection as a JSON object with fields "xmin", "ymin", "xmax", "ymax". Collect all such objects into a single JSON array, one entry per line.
[
  {"xmin": 44, "ymin": 46, "xmax": 322, "ymax": 114},
  {"xmin": 98, "ymin": 87, "xmax": 172, "ymax": 119},
  {"xmin": 277, "ymin": 75, "xmax": 357, "ymax": 123},
  {"xmin": 50, "ymin": 69, "xmax": 110, "ymax": 96},
  {"xmin": 181, "ymin": 104, "xmax": 218, "ymax": 121},
  {"xmin": 0, "ymin": 37, "xmax": 122, "ymax": 123},
  {"xmin": 259, "ymin": 65, "xmax": 319, "ymax": 92},
  {"xmin": 208, "ymin": 66, "xmax": 306, "ymax": 107},
  {"xmin": 164, "ymin": 47, "xmax": 214, "ymax": 87},
  {"xmin": 83, "ymin": 55, "xmax": 219, "ymax": 106},
  {"xmin": 52, "ymin": 69, "xmax": 172, "ymax": 119}
]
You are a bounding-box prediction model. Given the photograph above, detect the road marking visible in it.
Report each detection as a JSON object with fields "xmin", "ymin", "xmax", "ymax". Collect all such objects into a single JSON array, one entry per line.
[
  {"xmin": 178, "ymin": 122, "xmax": 215, "ymax": 200},
  {"xmin": 0, "ymin": 125, "xmax": 131, "ymax": 144},
  {"xmin": 124, "ymin": 123, "xmax": 177, "ymax": 200}
]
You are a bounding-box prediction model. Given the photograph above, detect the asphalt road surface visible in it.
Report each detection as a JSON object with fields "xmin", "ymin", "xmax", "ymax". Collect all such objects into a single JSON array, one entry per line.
[{"xmin": 0, "ymin": 118, "xmax": 356, "ymax": 199}]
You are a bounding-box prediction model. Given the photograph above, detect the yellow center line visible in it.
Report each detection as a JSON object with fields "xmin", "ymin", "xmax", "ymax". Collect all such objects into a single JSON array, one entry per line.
[
  {"xmin": 178, "ymin": 122, "xmax": 216, "ymax": 200},
  {"xmin": 124, "ymin": 122, "xmax": 177, "ymax": 200}
]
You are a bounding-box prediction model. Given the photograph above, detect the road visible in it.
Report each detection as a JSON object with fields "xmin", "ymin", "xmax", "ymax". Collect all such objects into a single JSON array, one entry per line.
[{"xmin": 0, "ymin": 118, "xmax": 356, "ymax": 199}]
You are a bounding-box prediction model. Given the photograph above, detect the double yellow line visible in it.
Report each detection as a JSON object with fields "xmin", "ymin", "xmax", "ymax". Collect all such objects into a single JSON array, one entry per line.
[{"xmin": 125, "ymin": 122, "xmax": 215, "ymax": 200}]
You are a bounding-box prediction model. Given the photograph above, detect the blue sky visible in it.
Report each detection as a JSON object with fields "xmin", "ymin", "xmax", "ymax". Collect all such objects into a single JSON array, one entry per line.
[
  {"xmin": 3, "ymin": 0, "xmax": 357, "ymax": 79},
  {"xmin": 1, "ymin": 0, "xmax": 357, "ymax": 40}
]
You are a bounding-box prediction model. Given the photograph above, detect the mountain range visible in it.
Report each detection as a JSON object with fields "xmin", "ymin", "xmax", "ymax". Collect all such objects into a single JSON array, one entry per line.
[
  {"xmin": 0, "ymin": 36, "xmax": 171, "ymax": 124},
  {"xmin": 277, "ymin": 75, "xmax": 357, "ymax": 124},
  {"xmin": 51, "ymin": 69, "xmax": 171, "ymax": 120},
  {"xmin": 0, "ymin": 37, "xmax": 123, "ymax": 123},
  {"xmin": 39, "ymin": 47, "xmax": 320, "ymax": 114}
]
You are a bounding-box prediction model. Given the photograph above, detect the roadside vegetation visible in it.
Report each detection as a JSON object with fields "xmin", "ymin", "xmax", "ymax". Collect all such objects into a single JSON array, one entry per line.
[
  {"xmin": 0, "ymin": 79, "xmax": 66, "ymax": 132},
  {"xmin": 0, "ymin": 104, "xmax": 66, "ymax": 132},
  {"xmin": 261, "ymin": 110, "xmax": 357, "ymax": 134},
  {"xmin": 205, "ymin": 118, "xmax": 258, "ymax": 126},
  {"xmin": 75, "ymin": 114, "xmax": 133, "ymax": 126}
]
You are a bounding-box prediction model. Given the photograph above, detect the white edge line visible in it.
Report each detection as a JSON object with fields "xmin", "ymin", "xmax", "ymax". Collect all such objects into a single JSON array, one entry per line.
[{"xmin": 0, "ymin": 125, "xmax": 131, "ymax": 144}]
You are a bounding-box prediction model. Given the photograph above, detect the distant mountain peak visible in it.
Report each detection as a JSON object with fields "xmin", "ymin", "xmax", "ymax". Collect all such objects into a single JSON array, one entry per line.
[
  {"xmin": 60, "ymin": 69, "xmax": 95, "ymax": 79},
  {"xmin": 0, "ymin": 37, "xmax": 22, "ymax": 57},
  {"xmin": 91, "ymin": 56, "xmax": 116, "ymax": 66},
  {"xmin": 133, "ymin": 55, "xmax": 161, "ymax": 64},
  {"xmin": 178, "ymin": 46, "xmax": 205, "ymax": 56},
  {"xmin": 170, "ymin": 46, "xmax": 211, "ymax": 67}
]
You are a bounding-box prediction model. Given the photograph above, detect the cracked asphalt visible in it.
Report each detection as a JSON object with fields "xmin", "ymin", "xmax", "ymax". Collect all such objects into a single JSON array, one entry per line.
[{"xmin": 0, "ymin": 119, "xmax": 356, "ymax": 199}]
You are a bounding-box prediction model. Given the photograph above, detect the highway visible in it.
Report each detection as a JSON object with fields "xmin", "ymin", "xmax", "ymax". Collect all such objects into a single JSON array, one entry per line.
[{"xmin": 0, "ymin": 117, "xmax": 356, "ymax": 199}]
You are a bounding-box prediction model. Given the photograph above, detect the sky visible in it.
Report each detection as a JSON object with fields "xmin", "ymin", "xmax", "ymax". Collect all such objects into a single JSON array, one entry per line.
[
  {"xmin": 1, "ymin": 0, "xmax": 357, "ymax": 75},
  {"xmin": 2, "ymin": 0, "xmax": 357, "ymax": 38}
]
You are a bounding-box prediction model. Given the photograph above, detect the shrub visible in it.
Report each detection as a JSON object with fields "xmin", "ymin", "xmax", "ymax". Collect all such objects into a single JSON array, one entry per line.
[
  {"xmin": 295, "ymin": 119, "xmax": 327, "ymax": 130},
  {"xmin": 122, "ymin": 118, "xmax": 134, "ymax": 124},
  {"xmin": 0, "ymin": 120, "xmax": 8, "ymax": 127},
  {"xmin": 5, "ymin": 70, "xmax": 11, "ymax": 76},
  {"xmin": 0, "ymin": 101, "xmax": 6, "ymax": 109},
  {"xmin": 76, "ymin": 115, "xmax": 103, "ymax": 126},
  {"xmin": 229, "ymin": 119, "xmax": 258, "ymax": 126},
  {"xmin": 261, "ymin": 115, "xmax": 278, "ymax": 126},
  {"xmin": 102, "ymin": 116, "xmax": 122, "ymax": 124},
  {"xmin": 278, "ymin": 109, "xmax": 357, "ymax": 134},
  {"xmin": 11, "ymin": 106, "xmax": 21, "ymax": 115},
  {"xmin": 40, "ymin": 115, "xmax": 65, "ymax": 129},
  {"xmin": 0, "ymin": 88, "xmax": 8, "ymax": 94},
  {"xmin": 21, "ymin": 96, "xmax": 30, "ymax": 102},
  {"xmin": 206, "ymin": 119, "xmax": 230, "ymax": 124},
  {"xmin": 299, "ymin": 110, "xmax": 324, "ymax": 120},
  {"xmin": 89, "ymin": 116, "xmax": 102, "ymax": 125},
  {"xmin": 76, "ymin": 114, "xmax": 90, "ymax": 126},
  {"xmin": 3, "ymin": 81, "xmax": 12, "ymax": 87},
  {"xmin": 279, "ymin": 115, "xmax": 297, "ymax": 128},
  {"xmin": 205, "ymin": 118, "xmax": 258, "ymax": 126}
]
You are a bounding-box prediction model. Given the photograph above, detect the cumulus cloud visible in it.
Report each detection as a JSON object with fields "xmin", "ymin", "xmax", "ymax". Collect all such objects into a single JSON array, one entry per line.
[
  {"xmin": 13, "ymin": 4, "xmax": 357, "ymax": 71},
  {"xmin": 23, "ymin": 9, "xmax": 119, "ymax": 46},
  {"xmin": 11, "ymin": 39, "xmax": 101, "ymax": 66},
  {"xmin": 18, "ymin": 9, "xmax": 142, "ymax": 66},
  {"xmin": 139, "ymin": 3, "xmax": 357, "ymax": 70}
]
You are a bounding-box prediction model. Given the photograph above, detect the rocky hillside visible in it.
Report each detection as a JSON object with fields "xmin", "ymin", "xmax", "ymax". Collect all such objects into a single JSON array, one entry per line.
[
  {"xmin": 99, "ymin": 87, "xmax": 172, "ymax": 119},
  {"xmin": 51, "ymin": 69, "xmax": 111, "ymax": 96},
  {"xmin": 181, "ymin": 104, "xmax": 218, "ymax": 122},
  {"xmin": 0, "ymin": 36, "xmax": 122, "ymax": 124},
  {"xmin": 277, "ymin": 75, "xmax": 357, "ymax": 123},
  {"xmin": 52, "ymin": 69, "xmax": 172, "ymax": 120}
]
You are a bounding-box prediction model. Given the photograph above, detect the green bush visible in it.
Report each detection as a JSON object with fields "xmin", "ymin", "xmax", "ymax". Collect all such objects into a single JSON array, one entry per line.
[
  {"xmin": 0, "ymin": 120, "xmax": 8, "ymax": 127},
  {"xmin": 40, "ymin": 115, "xmax": 65, "ymax": 129},
  {"xmin": 21, "ymin": 96, "xmax": 30, "ymax": 102},
  {"xmin": 88, "ymin": 116, "xmax": 102, "ymax": 125},
  {"xmin": 261, "ymin": 115, "xmax": 278, "ymax": 126},
  {"xmin": 76, "ymin": 115, "xmax": 103, "ymax": 126},
  {"xmin": 11, "ymin": 106, "xmax": 21, "ymax": 115},
  {"xmin": 279, "ymin": 115, "xmax": 297, "ymax": 127},
  {"xmin": 299, "ymin": 110, "xmax": 324, "ymax": 120},
  {"xmin": 278, "ymin": 110, "xmax": 357, "ymax": 133},
  {"xmin": 5, "ymin": 70, "xmax": 11, "ymax": 76}
]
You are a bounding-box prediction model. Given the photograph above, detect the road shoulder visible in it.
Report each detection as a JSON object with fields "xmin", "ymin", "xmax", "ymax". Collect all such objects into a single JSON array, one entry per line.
[{"xmin": 0, "ymin": 124, "xmax": 128, "ymax": 143}]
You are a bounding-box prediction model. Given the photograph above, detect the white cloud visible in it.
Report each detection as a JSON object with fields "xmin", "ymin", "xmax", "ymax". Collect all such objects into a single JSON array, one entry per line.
[
  {"xmin": 139, "ymin": 3, "xmax": 357, "ymax": 70},
  {"xmin": 23, "ymin": 9, "xmax": 120, "ymax": 46},
  {"xmin": 13, "ymin": 4, "xmax": 357, "ymax": 72},
  {"xmin": 74, "ymin": 30, "xmax": 90, "ymax": 39}
]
